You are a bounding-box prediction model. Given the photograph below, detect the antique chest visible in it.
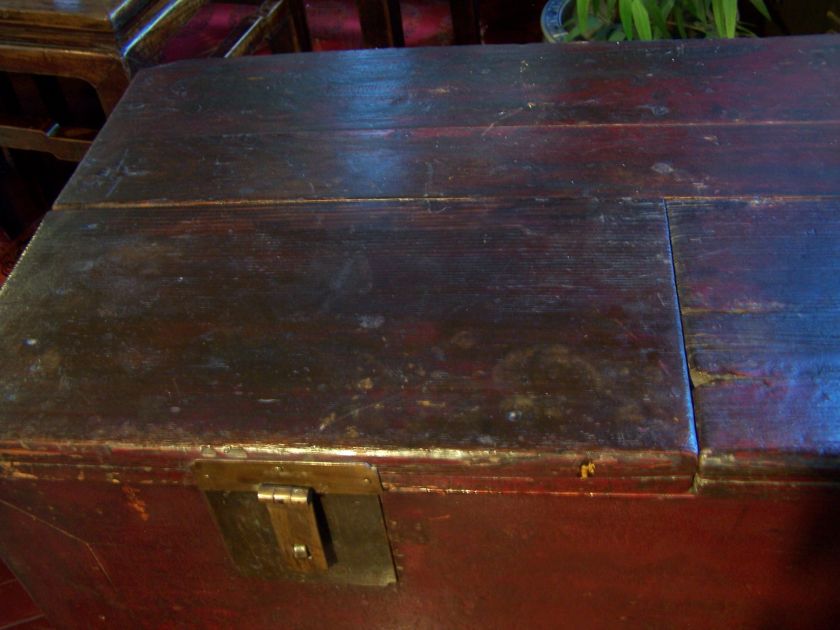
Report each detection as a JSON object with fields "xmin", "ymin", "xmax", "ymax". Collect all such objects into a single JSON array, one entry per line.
[{"xmin": 1, "ymin": 36, "xmax": 839, "ymax": 628}]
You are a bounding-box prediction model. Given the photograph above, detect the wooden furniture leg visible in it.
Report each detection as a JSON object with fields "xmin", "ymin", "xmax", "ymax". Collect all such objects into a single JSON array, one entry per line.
[
  {"xmin": 0, "ymin": 45, "xmax": 129, "ymax": 161},
  {"xmin": 356, "ymin": 0, "xmax": 405, "ymax": 48},
  {"xmin": 285, "ymin": 0, "xmax": 312, "ymax": 52},
  {"xmin": 450, "ymin": 0, "xmax": 481, "ymax": 44},
  {"xmin": 214, "ymin": 0, "xmax": 312, "ymax": 57}
]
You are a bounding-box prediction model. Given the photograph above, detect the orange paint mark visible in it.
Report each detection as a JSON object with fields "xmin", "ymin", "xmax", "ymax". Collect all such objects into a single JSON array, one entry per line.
[{"xmin": 122, "ymin": 485, "xmax": 150, "ymax": 521}]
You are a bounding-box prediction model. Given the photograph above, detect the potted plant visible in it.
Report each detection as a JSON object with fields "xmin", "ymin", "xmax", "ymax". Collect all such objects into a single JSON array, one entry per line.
[{"xmin": 542, "ymin": 0, "xmax": 771, "ymax": 42}]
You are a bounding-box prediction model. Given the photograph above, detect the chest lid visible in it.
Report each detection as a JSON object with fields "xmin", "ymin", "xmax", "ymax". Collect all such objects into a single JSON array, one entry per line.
[{"xmin": 0, "ymin": 197, "xmax": 696, "ymax": 493}]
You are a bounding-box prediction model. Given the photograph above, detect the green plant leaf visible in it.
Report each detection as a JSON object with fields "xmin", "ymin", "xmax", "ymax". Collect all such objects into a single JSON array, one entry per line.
[
  {"xmin": 586, "ymin": 14, "xmax": 603, "ymax": 36},
  {"xmin": 645, "ymin": 0, "xmax": 668, "ymax": 39},
  {"xmin": 689, "ymin": 0, "xmax": 704, "ymax": 21},
  {"xmin": 712, "ymin": 0, "xmax": 726, "ymax": 37},
  {"xmin": 608, "ymin": 28, "xmax": 627, "ymax": 41},
  {"xmin": 619, "ymin": 0, "xmax": 634, "ymax": 40},
  {"xmin": 675, "ymin": 7, "xmax": 687, "ymax": 38},
  {"xmin": 564, "ymin": 24, "xmax": 582, "ymax": 41},
  {"xmin": 723, "ymin": 0, "xmax": 737, "ymax": 37},
  {"xmin": 711, "ymin": 0, "xmax": 738, "ymax": 38},
  {"xmin": 631, "ymin": 0, "xmax": 652, "ymax": 40},
  {"xmin": 564, "ymin": 23, "xmax": 583, "ymax": 41},
  {"xmin": 577, "ymin": 0, "xmax": 592, "ymax": 35},
  {"xmin": 748, "ymin": 0, "xmax": 771, "ymax": 20}
]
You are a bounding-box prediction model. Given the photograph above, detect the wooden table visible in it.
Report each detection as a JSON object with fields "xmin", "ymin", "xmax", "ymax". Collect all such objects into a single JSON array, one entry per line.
[{"xmin": 2, "ymin": 35, "xmax": 840, "ymax": 628}]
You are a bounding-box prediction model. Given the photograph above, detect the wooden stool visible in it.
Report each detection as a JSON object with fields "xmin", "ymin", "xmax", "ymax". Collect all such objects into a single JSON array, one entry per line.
[
  {"xmin": 0, "ymin": 0, "xmax": 311, "ymax": 163},
  {"xmin": 0, "ymin": 1, "xmax": 192, "ymax": 162}
]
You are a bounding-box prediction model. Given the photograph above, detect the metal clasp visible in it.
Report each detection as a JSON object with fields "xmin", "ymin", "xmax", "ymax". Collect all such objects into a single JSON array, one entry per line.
[
  {"xmin": 257, "ymin": 484, "xmax": 329, "ymax": 573},
  {"xmin": 193, "ymin": 460, "xmax": 396, "ymax": 586}
]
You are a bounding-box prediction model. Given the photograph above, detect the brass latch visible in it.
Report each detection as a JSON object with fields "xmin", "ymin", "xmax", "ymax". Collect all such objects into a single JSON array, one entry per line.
[
  {"xmin": 193, "ymin": 460, "xmax": 395, "ymax": 586},
  {"xmin": 256, "ymin": 484, "xmax": 328, "ymax": 573}
]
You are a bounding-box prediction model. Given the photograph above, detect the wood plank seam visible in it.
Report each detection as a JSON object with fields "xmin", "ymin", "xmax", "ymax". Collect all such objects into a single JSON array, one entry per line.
[
  {"xmin": 662, "ymin": 198, "xmax": 700, "ymax": 467},
  {"xmin": 53, "ymin": 194, "xmax": 840, "ymax": 213}
]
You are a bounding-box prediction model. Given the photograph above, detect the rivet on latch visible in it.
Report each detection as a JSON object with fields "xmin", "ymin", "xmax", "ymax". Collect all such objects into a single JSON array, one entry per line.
[{"xmin": 293, "ymin": 544, "xmax": 311, "ymax": 559}]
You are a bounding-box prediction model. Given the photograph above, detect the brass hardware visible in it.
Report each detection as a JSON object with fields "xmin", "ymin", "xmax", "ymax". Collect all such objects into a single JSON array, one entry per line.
[
  {"xmin": 193, "ymin": 460, "xmax": 396, "ymax": 586},
  {"xmin": 256, "ymin": 484, "xmax": 328, "ymax": 573}
]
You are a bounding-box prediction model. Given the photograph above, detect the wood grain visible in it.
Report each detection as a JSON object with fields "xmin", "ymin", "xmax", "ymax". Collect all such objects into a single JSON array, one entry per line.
[
  {"xmin": 102, "ymin": 36, "xmax": 840, "ymax": 134},
  {"xmin": 56, "ymin": 35, "xmax": 840, "ymax": 208},
  {"xmin": 0, "ymin": 199, "xmax": 695, "ymax": 481},
  {"xmin": 57, "ymin": 121, "xmax": 840, "ymax": 208},
  {"xmin": 1, "ymin": 478, "xmax": 839, "ymax": 628},
  {"xmin": 2, "ymin": 34, "xmax": 840, "ymax": 629},
  {"xmin": 670, "ymin": 199, "xmax": 840, "ymax": 481}
]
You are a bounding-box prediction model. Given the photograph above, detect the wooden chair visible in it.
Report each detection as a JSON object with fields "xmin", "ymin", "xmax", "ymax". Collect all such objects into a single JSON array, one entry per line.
[
  {"xmin": 355, "ymin": 0, "xmax": 481, "ymax": 48},
  {"xmin": 0, "ymin": 0, "xmax": 311, "ymax": 163},
  {"xmin": 213, "ymin": 0, "xmax": 311, "ymax": 58}
]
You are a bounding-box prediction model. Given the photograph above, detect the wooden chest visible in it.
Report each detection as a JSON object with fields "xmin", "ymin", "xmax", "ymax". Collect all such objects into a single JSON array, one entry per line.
[{"xmin": 1, "ymin": 36, "xmax": 839, "ymax": 628}]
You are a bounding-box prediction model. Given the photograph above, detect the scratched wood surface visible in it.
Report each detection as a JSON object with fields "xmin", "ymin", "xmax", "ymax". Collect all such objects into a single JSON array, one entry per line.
[
  {"xmin": 56, "ymin": 35, "xmax": 840, "ymax": 209},
  {"xmin": 670, "ymin": 199, "xmax": 840, "ymax": 482},
  {"xmin": 0, "ymin": 198, "xmax": 695, "ymax": 483},
  {"xmin": 2, "ymin": 35, "xmax": 840, "ymax": 629},
  {"xmin": 2, "ymin": 479, "xmax": 840, "ymax": 629}
]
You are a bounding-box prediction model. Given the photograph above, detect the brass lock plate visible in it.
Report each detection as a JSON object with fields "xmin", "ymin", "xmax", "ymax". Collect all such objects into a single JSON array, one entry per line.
[{"xmin": 193, "ymin": 460, "xmax": 396, "ymax": 586}]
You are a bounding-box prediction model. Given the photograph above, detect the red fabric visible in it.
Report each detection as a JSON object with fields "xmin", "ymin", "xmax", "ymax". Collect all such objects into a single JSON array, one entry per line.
[
  {"xmin": 305, "ymin": 0, "xmax": 454, "ymax": 50},
  {"xmin": 161, "ymin": 0, "xmax": 456, "ymax": 62},
  {"xmin": 161, "ymin": 4, "xmax": 258, "ymax": 62}
]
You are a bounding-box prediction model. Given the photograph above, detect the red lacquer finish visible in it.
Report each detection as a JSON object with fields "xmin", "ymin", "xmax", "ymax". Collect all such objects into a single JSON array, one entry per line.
[
  {"xmin": 56, "ymin": 35, "xmax": 840, "ymax": 209},
  {"xmin": 2, "ymin": 35, "xmax": 840, "ymax": 628},
  {"xmin": 0, "ymin": 199, "xmax": 694, "ymax": 488},
  {"xmin": 1, "ymin": 476, "xmax": 839, "ymax": 629}
]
